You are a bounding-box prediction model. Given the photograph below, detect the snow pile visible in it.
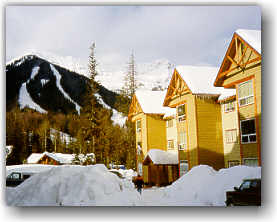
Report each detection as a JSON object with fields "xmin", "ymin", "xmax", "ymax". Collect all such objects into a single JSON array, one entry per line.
[
  {"xmin": 164, "ymin": 165, "xmax": 261, "ymax": 206},
  {"xmin": 135, "ymin": 90, "xmax": 174, "ymax": 115},
  {"xmin": 235, "ymin": 29, "xmax": 261, "ymax": 54},
  {"xmin": 145, "ymin": 149, "xmax": 178, "ymax": 165},
  {"xmin": 6, "ymin": 164, "xmax": 56, "ymax": 176},
  {"xmin": 114, "ymin": 169, "xmax": 138, "ymax": 181},
  {"xmin": 6, "ymin": 164, "xmax": 142, "ymax": 206}
]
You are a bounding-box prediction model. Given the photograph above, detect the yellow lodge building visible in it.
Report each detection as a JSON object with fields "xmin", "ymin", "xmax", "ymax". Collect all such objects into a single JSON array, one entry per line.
[
  {"xmin": 128, "ymin": 29, "xmax": 261, "ymax": 184},
  {"xmin": 214, "ymin": 29, "xmax": 261, "ymax": 166}
]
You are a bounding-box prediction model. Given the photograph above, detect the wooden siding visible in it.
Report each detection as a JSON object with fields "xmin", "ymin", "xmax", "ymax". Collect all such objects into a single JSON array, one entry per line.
[
  {"xmin": 220, "ymin": 103, "xmax": 241, "ymax": 167},
  {"xmin": 168, "ymin": 94, "xmax": 198, "ymax": 169},
  {"xmin": 196, "ymin": 97, "xmax": 224, "ymax": 170},
  {"xmin": 146, "ymin": 115, "xmax": 167, "ymax": 151},
  {"xmin": 166, "ymin": 117, "xmax": 178, "ymax": 151}
]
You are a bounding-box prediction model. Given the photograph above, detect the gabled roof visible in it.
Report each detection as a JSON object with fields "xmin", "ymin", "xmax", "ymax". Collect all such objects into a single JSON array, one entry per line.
[
  {"xmin": 143, "ymin": 149, "xmax": 178, "ymax": 165},
  {"xmin": 27, "ymin": 152, "xmax": 75, "ymax": 164},
  {"xmin": 128, "ymin": 90, "xmax": 175, "ymax": 119},
  {"xmin": 176, "ymin": 66, "xmax": 224, "ymax": 94},
  {"xmin": 235, "ymin": 29, "xmax": 261, "ymax": 54},
  {"xmin": 163, "ymin": 66, "xmax": 231, "ymax": 106},
  {"xmin": 214, "ymin": 29, "xmax": 261, "ymax": 87}
]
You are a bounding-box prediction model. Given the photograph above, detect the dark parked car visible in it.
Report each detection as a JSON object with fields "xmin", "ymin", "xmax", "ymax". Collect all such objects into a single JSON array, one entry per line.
[
  {"xmin": 6, "ymin": 172, "xmax": 34, "ymax": 187},
  {"xmin": 225, "ymin": 178, "xmax": 261, "ymax": 206}
]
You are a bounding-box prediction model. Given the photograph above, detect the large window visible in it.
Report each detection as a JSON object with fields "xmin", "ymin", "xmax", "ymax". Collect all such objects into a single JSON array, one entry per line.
[
  {"xmin": 225, "ymin": 129, "xmax": 237, "ymax": 144},
  {"xmin": 240, "ymin": 119, "xmax": 256, "ymax": 143},
  {"xmin": 224, "ymin": 101, "xmax": 235, "ymax": 112},
  {"xmin": 238, "ymin": 80, "xmax": 254, "ymax": 106},
  {"xmin": 177, "ymin": 104, "xmax": 186, "ymax": 122},
  {"xmin": 136, "ymin": 120, "xmax": 141, "ymax": 132},
  {"xmin": 180, "ymin": 160, "xmax": 188, "ymax": 177},
  {"xmin": 243, "ymin": 158, "xmax": 258, "ymax": 167},
  {"xmin": 166, "ymin": 119, "xmax": 173, "ymax": 128},
  {"xmin": 167, "ymin": 140, "xmax": 174, "ymax": 149},
  {"xmin": 178, "ymin": 131, "xmax": 187, "ymax": 150}
]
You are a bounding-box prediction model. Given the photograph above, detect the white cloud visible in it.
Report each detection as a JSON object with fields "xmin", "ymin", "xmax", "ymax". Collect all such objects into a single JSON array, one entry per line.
[{"xmin": 6, "ymin": 6, "xmax": 261, "ymax": 68}]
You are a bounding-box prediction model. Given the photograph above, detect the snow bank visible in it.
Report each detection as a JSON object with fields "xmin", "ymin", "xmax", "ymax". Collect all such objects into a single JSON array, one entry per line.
[
  {"xmin": 6, "ymin": 164, "xmax": 142, "ymax": 206},
  {"xmin": 6, "ymin": 164, "xmax": 56, "ymax": 176},
  {"xmin": 164, "ymin": 165, "xmax": 261, "ymax": 206}
]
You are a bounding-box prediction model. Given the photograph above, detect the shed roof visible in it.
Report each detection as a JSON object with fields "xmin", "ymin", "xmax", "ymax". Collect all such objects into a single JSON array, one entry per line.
[{"xmin": 143, "ymin": 149, "xmax": 178, "ymax": 165}]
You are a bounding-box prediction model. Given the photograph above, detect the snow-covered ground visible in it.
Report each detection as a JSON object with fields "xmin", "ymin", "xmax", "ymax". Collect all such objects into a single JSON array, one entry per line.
[{"xmin": 6, "ymin": 164, "xmax": 261, "ymax": 206}]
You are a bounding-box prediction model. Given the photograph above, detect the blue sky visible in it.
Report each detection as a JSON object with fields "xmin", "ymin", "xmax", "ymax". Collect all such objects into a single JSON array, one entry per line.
[{"xmin": 6, "ymin": 5, "xmax": 261, "ymax": 67}]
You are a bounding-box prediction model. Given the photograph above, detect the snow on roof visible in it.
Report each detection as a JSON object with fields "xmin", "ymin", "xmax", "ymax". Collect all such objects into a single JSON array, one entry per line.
[
  {"xmin": 145, "ymin": 149, "xmax": 178, "ymax": 165},
  {"xmin": 27, "ymin": 152, "xmax": 74, "ymax": 164},
  {"xmin": 135, "ymin": 90, "xmax": 175, "ymax": 115},
  {"xmin": 235, "ymin": 29, "xmax": 261, "ymax": 54},
  {"xmin": 27, "ymin": 153, "xmax": 46, "ymax": 164},
  {"xmin": 47, "ymin": 152, "xmax": 75, "ymax": 164},
  {"xmin": 176, "ymin": 66, "xmax": 229, "ymax": 95},
  {"xmin": 217, "ymin": 88, "xmax": 236, "ymax": 101},
  {"xmin": 163, "ymin": 107, "xmax": 176, "ymax": 119}
]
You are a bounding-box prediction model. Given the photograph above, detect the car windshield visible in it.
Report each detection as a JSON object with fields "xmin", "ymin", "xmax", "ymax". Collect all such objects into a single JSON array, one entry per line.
[{"xmin": 239, "ymin": 180, "xmax": 251, "ymax": 191}]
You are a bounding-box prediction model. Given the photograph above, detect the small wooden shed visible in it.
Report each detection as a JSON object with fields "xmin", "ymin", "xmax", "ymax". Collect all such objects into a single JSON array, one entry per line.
[{"xmin": 143, "ymin": 149, "xmax": 179, "ymax": 187}]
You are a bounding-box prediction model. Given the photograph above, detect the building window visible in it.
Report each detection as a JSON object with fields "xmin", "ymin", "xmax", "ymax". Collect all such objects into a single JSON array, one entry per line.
[
  {"xmin": 178, "ymin": 131, "xmax": 187, "ymax": 150},
  {"xmin": 136, "ymin": 120, "xmax": 141, "ymax": 132},
  {"xmin": 228, "ymin": 160, "xmax": 240, "ymax": 168},
  {"xmin": 224, "ymin": 101, "xmax": 235, "ymax": 112},
  {"xmin": 166, "ymin": 119, "xmax": 173, "ymax": 128},
  {"xmin": 167, "ymin": 140, "xmax": 174, "ymax": 149},
  {"xmin": 180, "ymin": 160, "xmax": 188, "ymax": 177},
  {"xmin": 225, "ymin": 129, "xmax": 237, "ymax": 144},
  {"xmin": 177, "ymin": 104, "xmax": 186, "ymax": 122},
  {"xmin": 238, "ymin": 80, "xmax": 254, "ymax": 106},
  {"xmin": 243, "ymin": 158, "xmax": 258, "ymax": 167},
  {"xmin": 240, "ymin": 119, "xmax": 256, "ymax": 143}
]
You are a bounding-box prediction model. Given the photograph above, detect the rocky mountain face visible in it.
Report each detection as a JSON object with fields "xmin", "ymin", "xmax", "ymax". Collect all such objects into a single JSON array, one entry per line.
[{"xmin": 6, "ymin": 54, "xmax": 119, "ymax": 115}]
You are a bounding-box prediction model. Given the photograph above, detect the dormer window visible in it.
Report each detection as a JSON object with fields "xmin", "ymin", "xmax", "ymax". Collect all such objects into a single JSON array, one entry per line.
[{"xmin": 177, "ymin": 104, "xmax": 186, "ymax": 122}]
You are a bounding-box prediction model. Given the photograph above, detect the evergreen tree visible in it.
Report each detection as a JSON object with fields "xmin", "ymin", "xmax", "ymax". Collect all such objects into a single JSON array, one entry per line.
[{"xmin": 122, "ymin": 51, "xmax": 138, "ymax": 99}]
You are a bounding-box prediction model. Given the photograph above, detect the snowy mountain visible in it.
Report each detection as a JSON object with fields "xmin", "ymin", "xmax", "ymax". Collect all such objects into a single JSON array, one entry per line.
[
  {"xmin": 96, "ymin": 59, "xmax": 175, "ymax": 92},
  {"xmin": 6, "ymin": 54, "xmax": 126, "ymax": 125}
]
